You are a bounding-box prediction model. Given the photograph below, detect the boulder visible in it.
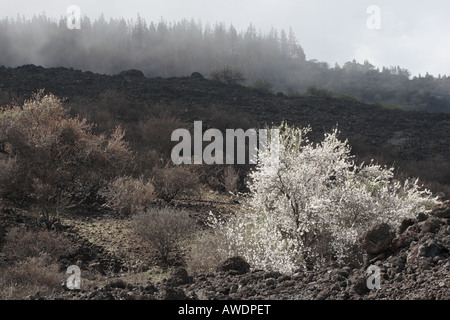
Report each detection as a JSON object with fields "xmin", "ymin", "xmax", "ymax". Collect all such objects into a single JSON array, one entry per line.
[
  {"xmin": 216, "ymin": 256, "xmax": 250, "ymax": 274},
  {"xmin": 119, "ymin": 69, "xmax": 145, "ymax": 78},
  {"xmin": 418, "ymin": 218, "xmax": 442, "ymax": 234},
  {"xmin": 431, "ymin": 205, "xmax": 450, "ymax": 219},
  {"xmin": 168, "ymin": 267, "xmax": 191, "ymax": 286},
  {"xmin": 358, "ymin": 223, "xmax": 395, "ymax": 254},
  {"xmin": 418, "ymin": 240, "xmax": 443, "ymax": 258},
  {"xmin": 190, "ymin": 72, "xmax": 204, "ymax": 79}
]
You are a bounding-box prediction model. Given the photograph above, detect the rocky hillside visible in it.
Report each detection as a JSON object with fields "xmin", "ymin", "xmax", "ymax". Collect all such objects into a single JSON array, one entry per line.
[
  {"xmin": 0, "ymin": 65, "xmax": 449, "ymax": 302},
  {"xmin": 1, "ymin": 64, "xmax": 450, "ymax": 163}
]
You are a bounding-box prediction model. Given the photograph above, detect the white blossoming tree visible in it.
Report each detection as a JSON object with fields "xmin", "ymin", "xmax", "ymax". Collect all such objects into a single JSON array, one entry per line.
[{"xmin": 211, "ymin": 123, "xmax": 437, "ymax": 273}]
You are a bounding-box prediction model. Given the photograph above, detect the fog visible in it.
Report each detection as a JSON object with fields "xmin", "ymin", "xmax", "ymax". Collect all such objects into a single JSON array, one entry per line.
[
  {"xmin": 1, "ymin": 0, "xmax": 450, "ymax": 112},
  {"xmin": 1, "ymin": 0, "xmax": 449, "ymax": 77}
]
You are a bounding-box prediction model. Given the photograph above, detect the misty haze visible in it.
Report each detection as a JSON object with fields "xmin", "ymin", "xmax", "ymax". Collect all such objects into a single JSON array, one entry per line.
[
  {"xmin": 0, "ymin": 1, "xmax": 449, "ymax": 305},
  {"xmin": 1, "ymin": 13, "xmax": 450, "ymax": 112}
]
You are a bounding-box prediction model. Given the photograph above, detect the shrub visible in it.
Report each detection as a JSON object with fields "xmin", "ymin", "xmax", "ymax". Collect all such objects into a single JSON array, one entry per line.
[
  {"xmin": 0, "ymin": 227, "xmax": 74, "ymax": 299},
  {"xmin": 186, "ymin": 229, "xmax": 229, "ymax": 273},
  {"xmin": 304, "ymin": 86, "xmax": 334, "ymax": 98},
  {"xmin": 101, "ymin": 176, "xmax": 156, "ymax": 215},
  {"xmin": 0, "ymin": 254, "xmax": 63, "ymax": 299},
  {"xmin": 2, "ymin": 227, "xmax": 75, "ymax": 262},
  {"xmin": 152, "ymin": 165, "xmax": 201, "ymax": 203},
  {"xmin": 252, "ymin": 79, "xmax": 274, "ymax": 94},
  {"xmin": 0, "ymin": 91, "xmax": 133, "ymax": 209},
  {"xmin": 207, "ymin": 175, "xmax": 222, "ymax": 191},
  {"xmin": 223, "ymin": 166, "xmax": 239, "ymax": 193},
  {"xmin": 0, "ymin": 157, "xmax": 21, "ymax": 200},
  {"xmin": 209, "ymin": 123, "xmax": 438, "ymax": 273},
  {"xmin": 210, "ymin": 65, "xmax": 245, "ymax": 85},
  {"xmin": 131, "ymin": 207, "xmax": 198, "ymax": 265},
  {"xmin": 97, "ymin": 89, "xmax": 130, "ymax": 119}
]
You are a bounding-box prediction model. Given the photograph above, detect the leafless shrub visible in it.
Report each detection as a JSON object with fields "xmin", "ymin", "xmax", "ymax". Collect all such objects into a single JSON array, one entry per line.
[
  {"xmin": 96, "ymin": 89, "xmax": 130, "ymax": 120},
  {"xmin": 2, "ymin": 227, "xmax": 75, "ymax": 263},
  {"xmin": 0, "ymin": 227, "xmax": 74, "ymax": 299},
  {"xmin": 134, "ymin": 149, "xmax": 165, "ymax": 178},
  {"xmin": 0, "ymin": 91, "xmax": 133, "ymax": 209},
  {"xmin": 210, "ymin": 65, "xmax": 245, "ymax": 85},
  {"xmin": 131, "ymin": 207, "xmax": 198, "ymax": 265},
  {"xmin": 223, "ymin": 166, "xmax": 239, "ymax": 193},
  {"xmin": 29, "ymin": 178, "xmax": 70, "ymax": 230},
  {"xmin": 0, "ymin": 157, "xmax": 22, "ymax": 200},
  {"xmin": 186, "ymin": 230, "xmax": 229, "ymax": 274},
  {"xmin": 101, "ymin": 176, "xmax": 156, "ymax": 215},
  {"xmin": 152, "ymin": 165, "xmax": 202, "ymax": 203}
]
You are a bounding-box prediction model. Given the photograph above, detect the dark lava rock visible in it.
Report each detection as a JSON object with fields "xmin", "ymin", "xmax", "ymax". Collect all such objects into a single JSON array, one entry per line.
[
  {"xmin": 351, "ymin": 275, "xmax": 371, "ymax": 296},
  {"xmin": 168, "ymin": 267, "xmax": 191, "ymax": 286},
  {"xmin": 418, "ymin": 240, "xmax": 444, "ymax": 258},
  {"xmin": 431, "ymin": 202, "xmax": 450, "ymax": 219},
  {"xmin": 216, "ymin": 256, "xmax": 250, "ymax": 275},
  {"xmin": 190, "ymin": 71, "xmax": 204, "ymax": 79},
  {"xmin": 398, "ymin": 218, "xmax": 415, "ymax": 234},
  {"xmin": 108, "ymin": 279, "xmax": 127, "ymax": 289},
  {"xmin": 419, "ymin": 218, "xmax": 442, "ymax": 234},
  {"xmin": 158, "ymin": 286, "xmax": 187, "ymax": 300},
  {"xmin": 119, "ymin": 69, "xmax": 145, "ymax": 78},
  {"xmin": 358, "ymin": 223, "xmax": 396, "ymax": 254}
]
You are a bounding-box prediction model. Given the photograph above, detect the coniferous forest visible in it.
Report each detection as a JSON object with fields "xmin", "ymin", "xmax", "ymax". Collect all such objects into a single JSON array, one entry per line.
[{"xmin": 0, "ymin": 14, "xmax": 449, "ymax": 112}]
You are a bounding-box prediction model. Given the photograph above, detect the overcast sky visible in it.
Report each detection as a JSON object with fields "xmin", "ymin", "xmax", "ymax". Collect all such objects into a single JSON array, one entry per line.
[{"xmin": 1, "ymin": 0, "xmax": 449, "ymax": 76}]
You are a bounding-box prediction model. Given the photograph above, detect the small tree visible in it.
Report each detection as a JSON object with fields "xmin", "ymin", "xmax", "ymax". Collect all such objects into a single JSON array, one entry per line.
[
  {"xmin": 0, "ymin": 91, "xmax": 132, "ymax": 212},
  {"xmin": 210, "ymin": 123, "xmax": 437, "ymax": 273},
  {"xmin": 210, "ymin": 65, "xmax": 245, "ymax": 85}
]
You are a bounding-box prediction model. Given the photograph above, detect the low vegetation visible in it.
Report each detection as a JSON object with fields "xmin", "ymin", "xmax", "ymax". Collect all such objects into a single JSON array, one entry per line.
[
  {"xmin": 0, "ymin": 82, "xmax": 446, "ymax": 299},
  {"xmin": 131, "ymin": 207, "xmax": 198, "ymax": 266}
]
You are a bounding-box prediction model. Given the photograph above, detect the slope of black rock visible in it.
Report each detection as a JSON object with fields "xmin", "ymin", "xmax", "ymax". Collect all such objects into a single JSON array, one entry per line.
[{"xmin": 1, "ymin": 64, "xmax": 450, "ymax": 164}]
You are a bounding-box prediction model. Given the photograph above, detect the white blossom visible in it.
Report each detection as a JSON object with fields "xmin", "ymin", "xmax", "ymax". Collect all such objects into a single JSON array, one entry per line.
[{"xmin": 210, "ymin": 123, "xmax": 438, "ymax": 273}]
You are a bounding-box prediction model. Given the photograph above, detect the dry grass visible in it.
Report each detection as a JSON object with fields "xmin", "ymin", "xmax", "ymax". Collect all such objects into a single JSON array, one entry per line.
[
  {"xmin": 0, "ymin": 254, "xmax": 64, "ymax": 299},
  {"xmin": 0, "ymin": 227, "xmax": 75, "ymax": 300}
]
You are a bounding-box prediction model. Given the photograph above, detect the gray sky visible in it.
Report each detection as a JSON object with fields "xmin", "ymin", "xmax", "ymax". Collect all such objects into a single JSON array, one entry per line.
[{"xmin": 1, "ymin": 0, "xmax": 449, "ymax": 76}]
